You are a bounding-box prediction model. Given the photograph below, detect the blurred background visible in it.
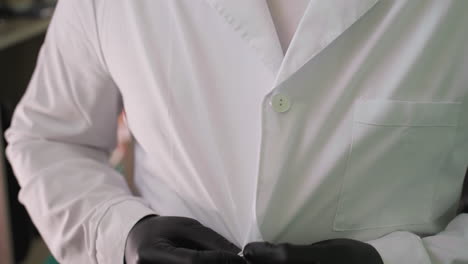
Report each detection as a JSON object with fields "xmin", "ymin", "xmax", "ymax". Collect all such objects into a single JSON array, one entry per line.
[{"xmin": 0, "ymin": 1, "xmax": 135, "ymax": 263}]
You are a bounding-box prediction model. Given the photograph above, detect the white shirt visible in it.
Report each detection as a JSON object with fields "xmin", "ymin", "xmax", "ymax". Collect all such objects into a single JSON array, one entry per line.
[
  {"xmin": 6, "ymin": 1, "xmax": 468, "ymax": 264},
  {"xmin": 267, "ymin": 0, "xmax": 310, "ymax": 53}
]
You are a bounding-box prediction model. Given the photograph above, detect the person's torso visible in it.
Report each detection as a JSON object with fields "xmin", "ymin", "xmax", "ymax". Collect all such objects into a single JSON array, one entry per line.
[{"xmin": 96, "ymin": 0, "xmax": 468, "ymax": 247}]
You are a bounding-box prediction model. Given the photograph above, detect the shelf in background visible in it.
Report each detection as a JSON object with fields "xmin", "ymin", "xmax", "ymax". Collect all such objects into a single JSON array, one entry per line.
[{"xmin": 0, "ymin": 17, "xmax": 50, "ymax": 51}]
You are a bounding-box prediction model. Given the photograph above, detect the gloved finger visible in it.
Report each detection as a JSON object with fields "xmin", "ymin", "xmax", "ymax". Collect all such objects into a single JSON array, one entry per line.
[
  {"xmin": 243, "ymin": 242, "xmax": 289, "ymax": 264},
  {"xmin": 138, "ymin": 242, "xmax": 247, "ymax": 264},
  {"xmin": 182, "ymin": 223, "xmax": 241, "ymax": 254},
  {"xmin": 191, "ymin": 250, "xmax": 247, "ymax": 264}
]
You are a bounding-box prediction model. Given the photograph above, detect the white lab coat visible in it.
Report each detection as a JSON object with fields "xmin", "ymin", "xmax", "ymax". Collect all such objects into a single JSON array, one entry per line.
[{"xmin": 5, "ymin": 0, "xmax": 468, "ymax": 263}]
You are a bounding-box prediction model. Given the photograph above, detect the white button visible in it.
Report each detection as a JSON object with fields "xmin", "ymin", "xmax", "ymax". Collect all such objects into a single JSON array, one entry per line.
[{"xmin": 271, "ymin": 94, "xmax": 291, "ymax": 113}]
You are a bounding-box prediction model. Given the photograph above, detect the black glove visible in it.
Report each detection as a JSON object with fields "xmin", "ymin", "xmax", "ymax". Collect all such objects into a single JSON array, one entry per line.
[
  {"xmin": 243, "ymin": 239, "xmax": 384, "ymax": 264},
  {"xmin": 125, "ymin": 215, "xmax": 246, "ymax": 264}
]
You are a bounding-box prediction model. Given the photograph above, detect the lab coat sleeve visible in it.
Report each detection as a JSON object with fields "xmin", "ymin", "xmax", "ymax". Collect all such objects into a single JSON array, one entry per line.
[
  {"xmin": 367, "ymin": 214, "xmax": 468, "ymax": 264},
  {"xmin": 4, "ymin": 0, "xmax": 155, "ymax": 263}
]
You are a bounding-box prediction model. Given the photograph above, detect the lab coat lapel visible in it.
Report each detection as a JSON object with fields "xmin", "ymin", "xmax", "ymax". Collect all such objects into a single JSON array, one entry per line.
[
  {"xmin": 274, "ymin": 0, "xmax": 381, "ymax": 86},
  {"xmin": 204, "ymin": 0, "xmax": 284, "ymax": 74}
]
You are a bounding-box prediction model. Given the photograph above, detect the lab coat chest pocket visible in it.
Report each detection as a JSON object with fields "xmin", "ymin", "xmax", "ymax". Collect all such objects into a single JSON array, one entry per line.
[{"xmin": 334, "ymin": 100, "xmax": 461, "ymax": 231}]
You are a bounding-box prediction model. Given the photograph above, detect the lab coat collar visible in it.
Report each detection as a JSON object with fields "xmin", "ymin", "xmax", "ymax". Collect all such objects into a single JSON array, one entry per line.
[
  {"xmin": 205, "ymin": 0, "xmax": 381, "ymax": 87},
  {"xmin": 204, "ymin": 0, "xmax": 284, "ymax": 74},
  {"xmin": 275, "ymin": 0, "xmax": 381, "ymax": 85}
]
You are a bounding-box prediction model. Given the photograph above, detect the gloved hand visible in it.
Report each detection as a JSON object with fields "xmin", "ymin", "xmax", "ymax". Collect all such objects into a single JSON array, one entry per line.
[
  {"xmin": 243, "ymin": 239, "xmax": 384, "ymax": 264},
  {"xmin": 125, "ymin": 215, "xmax": 246, "ymax": 264}
]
